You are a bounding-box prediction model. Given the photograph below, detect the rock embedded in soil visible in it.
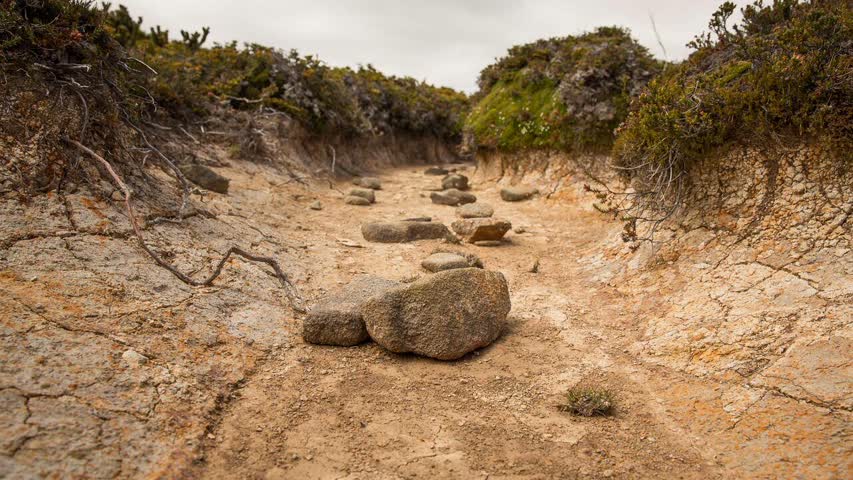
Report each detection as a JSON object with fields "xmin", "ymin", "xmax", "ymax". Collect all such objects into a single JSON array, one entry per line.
[
  {"xmin": 442, "ymin": 173, "xmax": 469, "ymax": 191},
  {"xmin": 403, "ymin": 216, "xmax": 432, "ymax": 222},
  {"xmin": 180, "ymin": 164, "xmax": 230, "ymax": 194},
  {"xmin": 500, "ymin": 185, "xmax": 538, "ymax": 202},
  {"xmin": 363, "ymin": 268, "xmax": 510, "ymax": 360},
  {"xmin": 344, "ymin": 195, "xmax": 371, "ymax": 206},
  {"xmin": 421, "ymin": 251, "xmax": 483, "ymax": 273},
  {"xmin": 424, "ymin": 167, "xmax": 449, "ymax": 176},
  {"xmin": 348, "ymin": 188, "xmax": 376, "ymax": 203},
  {"xmin": 309, "ymin": 200, "xmax": 323, "ymax": 210},
  {"xmin": 361, "ymin": 221, "xmax": 452, "ymax": 243},
  {"xmin": 457, "ymin": 203, "xmax": 494, "ymax": 218},
  {"xmin": 121, "ymin": 349, "xmax": 148, "ymax": 367},
  {"xmin": 303, "ymin": 276, "xmax": 400, "ymax": 346},
  {"xmin": 452, "ymin": 218, "xmax": 512, "ymax": 243},
  {"xmin": 352, "ymin": 177, "xmax": 382, "ymax": 190},
  {"xmin": 430, "ymin": 189, "xmax": 477, "ymax": 206}
]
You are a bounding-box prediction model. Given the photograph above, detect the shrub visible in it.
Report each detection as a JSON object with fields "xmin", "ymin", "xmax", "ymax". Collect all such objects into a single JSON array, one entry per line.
[
  {"xmin": 613, "ymin": 0, "xmax": 852, "ymax": 209},
  {"xmin": 466, "ymin": 27, "xmax": 661, "ymax": 152},
  {"xmin": 559, "ymin": 386, "xmax": 615, "ymax": 417}
]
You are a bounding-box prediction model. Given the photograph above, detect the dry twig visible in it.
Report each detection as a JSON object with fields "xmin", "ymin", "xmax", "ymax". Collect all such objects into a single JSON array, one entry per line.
[{"xmin": 64, "ymin": 138, "xmax": 305, "ymax": 312}]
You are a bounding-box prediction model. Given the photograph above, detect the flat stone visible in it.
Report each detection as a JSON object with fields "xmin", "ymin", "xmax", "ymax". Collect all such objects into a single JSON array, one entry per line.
[
  {"xmin": 309, "ymin": 200, "xmax": 323, "ymax": 210},
  {"xmin": 344, "ymin": 195, "xmax": 371, "ymax": 206},
  {"xmin": 431, "ymin": 189, "xmax": 477, "ymax": 206},
  {"xmin": 348, "ymin": 188, "xmax": 376, "ymax": 203},
  {"xmin": 303, "ymin": 276, "xmax": 400, "ymax": 346},
  {"xmin": 362, "ymin": 221, "xmax": 452, "ymax": 243},
  {"xmin": 180, "ymin": 164, "xmax": 229, "ymax": 194},
  {"xmin": 352, "ymin": 177, "xmax": 382, "ymax": 190},
  {"xmin": 442, "ymin": 174, "xmax": 469, "ymax": 191},
  {"xmin": 452, "ymin": 218, "xmax": 512, "ymax": 243},
  {"xmin": 457, "ymin": 203, "xmax": 494, "ymax": 218},
  {"xmin": 424, "ymin": 167, "xmax": 449, "ymax": 176},
  {"xmin": 421, "ymin": 251, "xmax": 482, "ymax": 272},
  {"xmin": 403, "ymin": 216, "xmax": 432, "ymax": 222},
  {"xmin": 363, "ymin": 268, "xmax": 510, "ymax": 360},
  {"xmin": 500, "ymin": 185, "xmax": 538, "ymax": 202}
]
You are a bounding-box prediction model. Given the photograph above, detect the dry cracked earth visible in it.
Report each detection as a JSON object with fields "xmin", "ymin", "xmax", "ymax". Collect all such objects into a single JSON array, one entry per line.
[{"xmin": 1, "ymin": 157, "xmax": 850, "ymax": 479}]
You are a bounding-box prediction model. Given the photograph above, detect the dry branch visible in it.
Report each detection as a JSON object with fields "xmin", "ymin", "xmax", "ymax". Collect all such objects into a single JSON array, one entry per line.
[{"xmin": 64, "ymin": 138, "xmax": 305, "ymax": 313}]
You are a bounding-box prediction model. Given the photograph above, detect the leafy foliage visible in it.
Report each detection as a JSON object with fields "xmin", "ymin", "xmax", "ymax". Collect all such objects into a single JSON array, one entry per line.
[
  {"xmin": 100, "ymin": 4, "xmax": 467, "ymax": 138},
  {"xmin": 466, "ymin": 27, "xmax": 661, "ymax": 152},
  {"xmin": 614, "ymin": 0, "xmax": 852, "ymax": 204}
]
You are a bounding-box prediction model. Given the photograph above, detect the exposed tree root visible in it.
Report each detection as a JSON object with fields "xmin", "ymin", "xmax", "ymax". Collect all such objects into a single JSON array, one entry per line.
[{"xmin": 64, "ymin": 138, "xmax": 305, "ymax": 313}]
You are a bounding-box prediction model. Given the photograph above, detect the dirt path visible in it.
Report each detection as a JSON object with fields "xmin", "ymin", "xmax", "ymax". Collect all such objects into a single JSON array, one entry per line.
[
  {"xmin": 3, "ymin": 157, "xmax": 847, "ymax": 479},
  {"xmin": 192, "ymin": 165, "xmax": 723, "ymax": 479}
]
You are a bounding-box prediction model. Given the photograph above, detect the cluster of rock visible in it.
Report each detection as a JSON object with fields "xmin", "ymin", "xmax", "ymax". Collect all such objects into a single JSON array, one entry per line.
[
  {"xmin": 302, "ymin": 167, "xmax": 538, "ymax": 360},
  {"xmin": 303, "ymin": 268, "xmax": 510, "ymax": 360},
  {"xmin": 430, "ymin": 172, "xmax": 478, "ymax": 206},
  {"xmin": 344, "ymin": 177, "xmax": 382, "ymax": 206}
]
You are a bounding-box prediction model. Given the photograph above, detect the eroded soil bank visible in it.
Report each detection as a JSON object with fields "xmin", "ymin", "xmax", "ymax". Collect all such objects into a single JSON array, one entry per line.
[{"xmin": 1, "ymin": 144, "xmax": 850, "ymax": 479}]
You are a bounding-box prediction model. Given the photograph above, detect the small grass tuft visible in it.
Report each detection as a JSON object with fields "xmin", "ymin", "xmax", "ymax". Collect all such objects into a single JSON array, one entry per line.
[{"xmin": 559, "ymin": 386, "xmax": 615, "ymax": 417}]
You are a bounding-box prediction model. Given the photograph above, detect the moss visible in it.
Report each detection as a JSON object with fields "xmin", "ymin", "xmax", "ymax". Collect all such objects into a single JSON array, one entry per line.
[
  {"xmin": 614, "ymin": 0, "xmax": 852, "ymax": 205},
  {"xmin": 466, "ymin": 75, "xmax": 565, "ymax": 150}
]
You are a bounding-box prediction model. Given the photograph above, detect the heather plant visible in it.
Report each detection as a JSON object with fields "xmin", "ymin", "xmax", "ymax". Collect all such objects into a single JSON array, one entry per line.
[
  {"xmin": 613, "ymin": 0, "xmax": 852, "ymax": 212},
  {"xmin": 466, "ymin": 27, "xmax": 661, "ymax": 152}
]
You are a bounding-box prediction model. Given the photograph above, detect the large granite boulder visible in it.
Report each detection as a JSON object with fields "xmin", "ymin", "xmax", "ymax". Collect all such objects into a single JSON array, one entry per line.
[{"xmin": 363, "ymin": 268, "xmax": 510, "ymax": 360}]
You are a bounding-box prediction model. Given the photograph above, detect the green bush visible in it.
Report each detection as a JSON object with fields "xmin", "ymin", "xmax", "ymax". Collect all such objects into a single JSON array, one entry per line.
[
  {"xmin": 614, "ymin": 0, "xmax": 852, "ymax": 202},
  {"xmin": 466, "ymin": 27, "xmax": 661, "ymax": 152},
  {"xmin": 2, "ymin": 1, "xmax": 467, "ymax": 142}
]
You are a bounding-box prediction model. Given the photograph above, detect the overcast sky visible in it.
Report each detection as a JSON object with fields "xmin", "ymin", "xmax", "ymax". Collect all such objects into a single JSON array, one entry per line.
[{"xmin": 117, "ymin": 1, "xmax": 747, "ymax": 93}]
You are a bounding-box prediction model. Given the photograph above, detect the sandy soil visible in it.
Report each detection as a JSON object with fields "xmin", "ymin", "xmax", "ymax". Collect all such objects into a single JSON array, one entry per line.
[{"xmin": 2, "ymin": 158, "xmax": 849, "ymax": 479}]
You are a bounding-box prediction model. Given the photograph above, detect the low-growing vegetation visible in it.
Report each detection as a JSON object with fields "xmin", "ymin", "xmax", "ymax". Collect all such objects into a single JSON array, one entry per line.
[
  {"xmin": 465, "ymin": 27, "xmax": 662, "ymax": 152},
  {"xmin": 559, "ymin": 385, "xmax": 615, "ymax": 417},
  {"xmin": 613, "ymin": 0, "xmax": 852, "ymax": 212},
  {"xmin": 0, "ymin": 1, "xmax": 468, "ymax": 149}
]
